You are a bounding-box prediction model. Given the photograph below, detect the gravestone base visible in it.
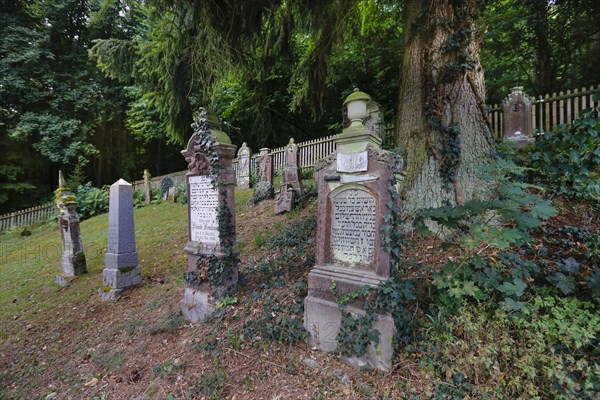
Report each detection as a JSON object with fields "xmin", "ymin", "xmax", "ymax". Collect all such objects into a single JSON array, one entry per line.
[
  {"xmin": 180, "ymin": 272, "xmax": 238, "ymax": 322},
  {"xmin": 252, "ymin": 181, "xmax": 274, "ymax": 204},
  {"xmin": 60, "ymin": 252, "xmax": 87, "ymax": 277},
  {"xmin": 55, "ymin": 274, "xmax": 76, "ymax": 287},
  {"xmin": 101, "ymin": 265, "xmax": 142, "ymax": 289},
  {"xmin": 98, "ymin": 287, "xmax": 123, "ymax": 301},
  {"xmin": 505, "ymin": 136, "xmax": 535, "ymax": 148},
  {"xmin": 275, "ymin": 186, "xmax": 296, "ymax": 214},
  {"xmin": 304, "ymin": 266, "xmax": 396, "ymax": 371},
  {"xmin": 237, "ymin": 176, "xmax": 250, "ymax": 189}
]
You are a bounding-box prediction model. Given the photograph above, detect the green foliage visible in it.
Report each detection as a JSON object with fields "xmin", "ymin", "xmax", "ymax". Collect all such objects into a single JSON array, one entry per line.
[
  {"xmin": 74, "ymin": 182, "xmax": 109, "ymax": 220},
  {"xmin": 147, "ymin": 310, "xmax": 183, "ymax": 335},
  {"xmin": 526, "ymin": 94, "xmax": 600, "ymax": 200},
  {"xmin": 422, "ymin": 298, "xmax": 600, "ymax": 399},
  {"xmin": 174, "ymin": 183, "xmax": 187, "ymax": 204},
  {"xmin": 190, "ymin": 368, "xmax": 226, "ymax": 400}
]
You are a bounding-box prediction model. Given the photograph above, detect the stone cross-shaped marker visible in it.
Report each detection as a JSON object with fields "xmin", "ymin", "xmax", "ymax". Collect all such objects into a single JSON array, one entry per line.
[
  {"xmin": 55, "ymin": 170, "xmax": 87, "ymax": 287},
  {"xmin": 99, "ymin": 179, "xmax": 141, "ymax": 300},
  {"xmin": 236, "ymin": 142, "xmax": 252, "ymax": 189}
]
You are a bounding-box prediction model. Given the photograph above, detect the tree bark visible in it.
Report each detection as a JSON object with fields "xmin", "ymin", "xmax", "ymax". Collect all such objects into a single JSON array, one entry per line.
[{"xmin": 395, "ymin": 0, "xmax": 494, "ymax": 220}]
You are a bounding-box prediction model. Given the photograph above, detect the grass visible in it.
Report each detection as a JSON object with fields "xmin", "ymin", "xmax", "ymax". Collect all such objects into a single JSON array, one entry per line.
[{"xmin": 0, "ymin": 201, "xmax": 188, "ymax": 338}]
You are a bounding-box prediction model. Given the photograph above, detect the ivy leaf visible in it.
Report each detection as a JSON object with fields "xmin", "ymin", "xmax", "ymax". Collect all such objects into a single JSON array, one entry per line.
[
  {"xmin": 497, "ymin": 277, "xmax": 526, "ymax": 297},
  {"xmin": 547, "ymin": 272, "xmax": 576, "ymax": 295},
  {"xmin": 529, "ymin": 201, "xmax": 557, "ymax": 220},
  {"xmin": 557, "ymin": 257, "xmax": 580, "ymax": 273},
  {"xmin": 500, "ymin": 297, "xmax": 527, "ymax": 312},
  {"xmin": 584, "ymin": 270, "xmax": 600, "ymax": 295}
]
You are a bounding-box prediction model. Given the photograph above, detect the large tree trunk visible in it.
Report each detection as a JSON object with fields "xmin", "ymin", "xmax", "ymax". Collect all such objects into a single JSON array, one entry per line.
[{"xmin": 396, "ymin": 0, "xmax": 494, "ymax": 219}]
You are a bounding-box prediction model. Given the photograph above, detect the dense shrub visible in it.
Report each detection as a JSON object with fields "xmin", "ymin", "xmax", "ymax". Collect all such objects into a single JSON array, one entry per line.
[
  {"xmin": 526, "ymin": 92, "xmax": 600, "ymax": 200},
  {"xmin": 74, "ymin": 182, "xmax": 109, "ymax": 219}
]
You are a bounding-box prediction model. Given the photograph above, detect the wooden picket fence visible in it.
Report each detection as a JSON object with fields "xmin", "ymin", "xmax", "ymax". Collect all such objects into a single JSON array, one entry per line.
[
  {"xmin": 488, "ymin": 84, "xmax": 599, "ymax": 139},
  {"xmin": 4, "ymin": 84, "xmax": 596, "ymax": 232},
  {"xmin": 0, "ymin": 202, "xmax": 56, "ymax": 232}
]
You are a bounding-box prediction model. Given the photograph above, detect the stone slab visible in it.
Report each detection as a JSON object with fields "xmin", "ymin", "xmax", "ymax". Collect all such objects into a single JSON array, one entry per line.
[
  {"xmin": 188, "ymin": 175, "xmax": 220, "ymax": 244},
  {"xmin": 98, "ymin": 288, "xmax": 123, "ymax": 301},
  {"xmin": 336, "ymin": 151, "xmax": 368, "ymax": 173}
]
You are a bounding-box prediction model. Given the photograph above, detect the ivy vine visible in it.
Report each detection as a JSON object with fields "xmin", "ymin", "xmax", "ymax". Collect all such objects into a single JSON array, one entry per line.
[
  {"xmin": 184, "ymin": 109, "xmax": 239, "ymax": 290},
  {"xmin": 333, "ymin": 148, "xmax": 416, "ymax": 358}
]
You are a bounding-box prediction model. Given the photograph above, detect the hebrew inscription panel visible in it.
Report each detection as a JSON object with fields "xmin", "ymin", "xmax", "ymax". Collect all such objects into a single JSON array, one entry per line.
[
  {"xmin": 189, "ymin": 175, "xmax": 219, "ymax": 245},
  {"xmin": 330, "ymin": 188, "xmax": 376, "ymax": 266}
]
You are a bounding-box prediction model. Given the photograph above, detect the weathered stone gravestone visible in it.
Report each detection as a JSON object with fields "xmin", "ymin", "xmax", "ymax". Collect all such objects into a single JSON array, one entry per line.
[
  {"xmin": 502, "ymin": 86, "xmax": 534, "ymax": 147},
  {"xmin": 55, "ymin": 171, "xmax": 87, "ymax": 287},
  {"xmin": 304, "ymin": 89, "xmax": 402, "ymax": 371},
  {"xmin": 143, "ymin": 169, "xmax": 152, "ymax": 203},
  {"xmin": 275, "ymin": 138, "xmax": 303, "ymax": 214},
  {"xmin": 99, "ymin": 179, "xmax": 141, "ymax": 300},
  {"xmin": 252, "ymin": 147, "xmax": 274, "ymax": 203},
  {"xmin": 236, "ymin": 142, "xmax": 252, "ymax": 189},
  {"xmin": 180, "ymin": 110, "xmax": 238, "ymax": 322}
]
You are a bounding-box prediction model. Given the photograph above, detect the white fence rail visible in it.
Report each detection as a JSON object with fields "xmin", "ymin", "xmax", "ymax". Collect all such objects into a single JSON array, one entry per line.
[
  {"xmin": 488, "ymin": 84, "xmax": 599, "ymax": 139},
  {"xmin": 0, "ymin": 202, "xmax": 56, "ymax": 232}
]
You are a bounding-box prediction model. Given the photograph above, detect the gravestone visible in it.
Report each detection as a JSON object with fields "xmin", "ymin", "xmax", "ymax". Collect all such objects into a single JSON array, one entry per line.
[
  {"xmin": 143, "ymin": 169, "xmax": 152, "ymax": 203},
  {"xmin": 304, "ymin": 89, "xmax": 402, "ymax": 371},
  {"xmin": 180, "ymin": 110, "xmax": 238, "ymax": 322},
  {"xmin": 275, "ymin": 138, "xmax": 303, "ymax": 214},
  {"xmin": 502, "ymin": 86, "xmax": 534, "ymax": 147},
  {"xmin": 55, "ymin": 171, "xmax": 87, "ymax": 287},
  {"xmin": 282, "ymin": 138, "xmax": 303, "ymax": 197},
  {"xmin": 236, "ymin": 142, "xmax": 252, "ymax": 189},
  {"xmin": 99, "ymin": 179, "xmax": 141, "ymax": 300},
  {"xmin": 252, "ymin": 147, "xmax": 274, "ymax": 203}
]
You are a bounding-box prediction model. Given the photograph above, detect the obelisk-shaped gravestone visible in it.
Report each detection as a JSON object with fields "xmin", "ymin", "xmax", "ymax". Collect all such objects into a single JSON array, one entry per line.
[
  {"xmin": 304, "ymin": 89, "xmax": 401, "ymax": 371},
  {"xmin": 99, "ymin": 179, "xmax": 141, "ymax": 300},
  {"xmin": 55, "ymin": 171, "xmax": 87, "ymax": 286},
  {"xmin": 236, "ymin": 142, "xmax": 252, "ymax": 189},
  {"xmin": 180, "ymin": 110, "xmax": 238, "ymax": 322}
]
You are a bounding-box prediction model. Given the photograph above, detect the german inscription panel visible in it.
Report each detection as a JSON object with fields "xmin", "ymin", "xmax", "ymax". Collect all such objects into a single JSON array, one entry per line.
[
  {"xmin": 330, "ymin": 188, "xmax": 376, "ymax": 266},
  {"xmin": 188, "ymin": 175, "xmax": 219, "ymax": 244}
]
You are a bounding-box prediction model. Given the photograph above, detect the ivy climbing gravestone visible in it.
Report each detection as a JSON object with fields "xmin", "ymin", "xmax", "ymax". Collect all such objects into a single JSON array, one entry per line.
[
  {"xmin": 99, "ymin": 179, "xmax": 141, "ymax": 300},
  {"xmin": 55, "ymin": 171, "xmax": 87, "ymax": 287},
  {"xmin": 304, "ymin": 89, "xmax": 403, "ymax": 371},
  {"xmin": 180, "ymin": 110, "xmax": 238, "ymax": 322},
  {"xmin": 275, "ymin": 138, "xmax": 303, "ymax": 214},
  {"xmin": 236, "ymin": 142, "xmax": 252, "ymax": 189}
]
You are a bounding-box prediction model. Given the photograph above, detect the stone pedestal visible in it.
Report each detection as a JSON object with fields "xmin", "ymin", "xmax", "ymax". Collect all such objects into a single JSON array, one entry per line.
[
  {"xmin": 502, "ymin": 87, "xmax": 535, "ymax": 147},
  {"xmin": 99, "ymin": 179, "xmax": 141, "ymax": 300},
  {"xmin": 236, "ymin": 142, "xmax": 252, "ymax": 189},
  {"xmin": 180, "ymin": 110, "xmax": 238, "ymax": 322},
  {"xmin": 304, "ymin": 89, "xmax": 400, "ymax": 371},
  {"xmin": 55, "ymin": 172, "xmax": 87, "ymax": 287}
]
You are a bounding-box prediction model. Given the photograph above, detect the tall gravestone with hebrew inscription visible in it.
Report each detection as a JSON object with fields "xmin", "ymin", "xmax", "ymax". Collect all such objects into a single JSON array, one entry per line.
[
  {"xmin": 100, "ymin": 179, "xmax": 141, "ymax": 300},
  {"xmin": 502, "ymin": 86, "xmax": 534, "ymax": 147},
  {"xmin": 55, "ymin": 171, "xmax": 87, "ymax": 287},
  {"xmin": 275, "ymin": 138, "xmax": 303, "ymax": 214},
  {"xmin": 180, "ymin": 110, "xmax": 238, "ymax": 322},
  {"xmin": 304, "ymin": 89, "xmax": 402, "ymax": 371},
  {"xmin": 236, "ymin": 142, "xmax": 252, "ymax": 189}
]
